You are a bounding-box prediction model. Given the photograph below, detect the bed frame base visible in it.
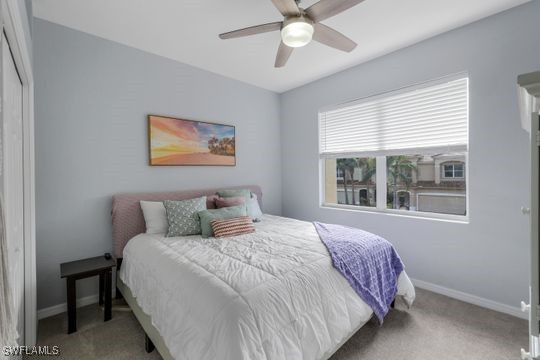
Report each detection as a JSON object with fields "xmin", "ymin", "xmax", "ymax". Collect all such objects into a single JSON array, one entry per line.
[
  {"xmin": 116, "ymin": 274, "xmax": 174, "ymax": 360},
  {"xmin": 145, "ymin": 334, "xmax": 155, "ymax": 353},
  {"xmin": 115, "ymin": 258, "xmax": 124, "ymax": 300}
]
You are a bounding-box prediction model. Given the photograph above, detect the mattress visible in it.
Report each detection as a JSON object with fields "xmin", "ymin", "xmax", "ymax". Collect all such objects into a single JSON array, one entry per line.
[{"xmin": 119, "ymin": 215, "xmax": 415, "ymax": 360}]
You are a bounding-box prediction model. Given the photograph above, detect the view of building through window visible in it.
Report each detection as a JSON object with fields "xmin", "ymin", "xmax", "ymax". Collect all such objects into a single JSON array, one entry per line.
[
  {"xmin": 325, "ymin": 158, "xmax": 376, "ymax": 207},
  {"xmin": 324, "ymin": 153, "xmax": 466, "ymax": 216}
]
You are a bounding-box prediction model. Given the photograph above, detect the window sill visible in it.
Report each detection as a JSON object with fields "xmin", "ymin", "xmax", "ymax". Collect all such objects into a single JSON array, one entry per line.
[{"xmin": 320, "ymin": 203, "xmax": 469, "ymax": 224}]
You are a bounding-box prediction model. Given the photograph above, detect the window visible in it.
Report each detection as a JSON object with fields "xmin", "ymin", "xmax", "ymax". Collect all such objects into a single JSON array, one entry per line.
[
  {"xmin": 442, "ymin": 162, "xmax": 464, "ymax": 179},
  {"xmin": 320, "ymin": 76, "xmax": 468, "ymax": 218}
]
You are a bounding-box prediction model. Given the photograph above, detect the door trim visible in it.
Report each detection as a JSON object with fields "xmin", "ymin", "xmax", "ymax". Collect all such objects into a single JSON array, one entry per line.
[{"xmin": 1, "ymin": 0, "xmax": 36, "ymax": 347}]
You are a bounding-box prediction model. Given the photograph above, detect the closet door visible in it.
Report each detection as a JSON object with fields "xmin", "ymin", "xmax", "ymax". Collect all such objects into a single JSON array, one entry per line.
[
  {"xmin": 530, "ymin": 111, "xmax": 540, "ymax": 359},
  {"xmin": 2, "ymin": 32, "xmax": 25, "ymax": 345}
]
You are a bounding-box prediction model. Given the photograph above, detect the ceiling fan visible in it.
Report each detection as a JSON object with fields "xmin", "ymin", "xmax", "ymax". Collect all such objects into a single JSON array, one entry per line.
[{"xmin": 219, "ymin": 0, "xmax": 365, "ymax": 68}]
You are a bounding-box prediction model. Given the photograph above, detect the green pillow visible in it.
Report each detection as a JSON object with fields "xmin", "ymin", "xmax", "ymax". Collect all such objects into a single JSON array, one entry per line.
[
  {"xmin": 198, "ymin": 205, "xmax": 248, "ymax": 238},
  {"xmin": 216, "ymin": 189, "xmax": 251, "ymax": 201}
]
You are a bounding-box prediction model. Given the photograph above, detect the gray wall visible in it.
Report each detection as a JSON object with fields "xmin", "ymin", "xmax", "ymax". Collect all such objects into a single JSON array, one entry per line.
[
  {"xmin": 280, "ymin": 1, "xmax": 539, "ymax": 309},
  {"xmin": 34, "ymin": 19, "xmax": 282, "ymax": 309},
  {"xmin": 20, "ymin": 0, "xmax": 32, "ymax": 60},
  {"xmin": 24, "ymin": 0, "xmax": 32, "ymax": 36}
]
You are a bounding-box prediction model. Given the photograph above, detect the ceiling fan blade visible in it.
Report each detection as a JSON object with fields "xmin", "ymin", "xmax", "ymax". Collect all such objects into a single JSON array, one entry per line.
[
  {"xmin": 306, "ymin": 0, "xmax": 365, "ymax": 23},
  {"xmin": 270, "ymin": 0, "xmax": 300, "ymax": 17},
  {"xmin": 275, "ymin": 41, "xmax": 293, "ymax": 68},
  {"xmin": 219, "ymin": 22, "xmax": 282, "ymax": 39},
  {"xmin": 313, "ymin": 23, "xmax": 357, "ymax": 52}
]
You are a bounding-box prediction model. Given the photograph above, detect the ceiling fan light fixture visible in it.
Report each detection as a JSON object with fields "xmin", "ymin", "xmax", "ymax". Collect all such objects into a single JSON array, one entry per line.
[
  {"xmin": 281, "ymin": 17, "xmax": 314, "ymax": 48},
  {"xmin": 218, "ymin": 0, "xmax": 363, "ymax": 68}
]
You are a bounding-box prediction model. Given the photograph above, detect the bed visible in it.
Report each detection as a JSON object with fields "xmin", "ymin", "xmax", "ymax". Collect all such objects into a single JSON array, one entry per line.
[{"xmin": 112, "ymin": 185, "xmax": 416, "ymax": 360}]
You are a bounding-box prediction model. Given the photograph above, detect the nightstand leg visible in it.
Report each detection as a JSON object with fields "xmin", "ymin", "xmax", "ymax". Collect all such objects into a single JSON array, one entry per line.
[
  {"xmin": 99, "ymin": 273, "xmax": 104, "ymax": 306},
  {"xmin": 67, "ymin": 277, "xmax": 76, "ymax": 334},
  {"xmin": 104, "ymin": 270, "xmax": 112, "ymax": 321}
]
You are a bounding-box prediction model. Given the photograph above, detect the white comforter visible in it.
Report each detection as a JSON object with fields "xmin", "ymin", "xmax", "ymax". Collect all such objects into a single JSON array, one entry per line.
[{"xmin": 119, "ymin": 215, "xmax": 415, "ymax": 360}]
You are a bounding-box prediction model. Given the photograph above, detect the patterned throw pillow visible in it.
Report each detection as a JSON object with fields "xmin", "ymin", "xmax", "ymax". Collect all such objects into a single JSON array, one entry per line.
[
  {"xmin": 211, "ymin": 216, "xmax": 255, "ymax": 238},
  {"xmin": 164, "ymin": 197, "xmax": 207, "ymax": 237}
]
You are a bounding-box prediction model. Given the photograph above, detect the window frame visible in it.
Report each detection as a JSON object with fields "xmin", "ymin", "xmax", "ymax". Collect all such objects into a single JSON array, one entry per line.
[{"xmin": 318, "ymin": 74, "xmax": 469, "ymax": 222}]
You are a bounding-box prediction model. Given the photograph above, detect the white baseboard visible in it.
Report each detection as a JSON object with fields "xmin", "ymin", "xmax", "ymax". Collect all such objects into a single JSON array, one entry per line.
[
  {"xmin": 411, "ymin": 278, "xmax": 527, "ymax": 320},
  {"xmin": 37, "ymin": 294, "xmax": 100, "ymax": 320},
  {"xmin": 37, "ymin": 280, "xmax": 526, "ymax": 321}
]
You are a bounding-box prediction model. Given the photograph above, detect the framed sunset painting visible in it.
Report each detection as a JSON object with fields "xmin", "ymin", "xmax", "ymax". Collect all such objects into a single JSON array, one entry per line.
[{"xmin": 148, "ymin": 115, "xmax": 236, "ymax": 166}]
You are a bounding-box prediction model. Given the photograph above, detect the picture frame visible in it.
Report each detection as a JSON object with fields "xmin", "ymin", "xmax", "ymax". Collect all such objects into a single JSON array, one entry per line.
[{"xmin": 148, "ymin": 115, "xmax": 236, "ymax": 166}]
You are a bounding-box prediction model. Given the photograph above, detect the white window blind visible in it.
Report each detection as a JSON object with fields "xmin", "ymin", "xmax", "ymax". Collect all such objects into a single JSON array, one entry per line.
[{"xmin": 319, "ymin": 77, "xmax": 469, "ymax": 157}]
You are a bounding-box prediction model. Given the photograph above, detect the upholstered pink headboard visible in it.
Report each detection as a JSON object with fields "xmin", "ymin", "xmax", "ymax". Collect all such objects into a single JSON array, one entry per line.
[{"xmin": 111, "ymin": 185, "xmax": 262, "ymax": 258}]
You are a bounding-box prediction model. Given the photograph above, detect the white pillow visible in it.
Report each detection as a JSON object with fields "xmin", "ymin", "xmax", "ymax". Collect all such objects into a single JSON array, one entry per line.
[{"xmin": 140, "ymin": 201, "xmax": 168, "ymax": 234}]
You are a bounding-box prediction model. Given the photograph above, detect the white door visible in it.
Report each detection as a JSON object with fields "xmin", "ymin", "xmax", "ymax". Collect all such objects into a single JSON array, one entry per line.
[
  {"xmin": 2, "ymin": 32, "xmax": 25, "ymax": 346},
  {"xmin": 525, "ymin": 110, "xmax": 540, "ymax": 359}
]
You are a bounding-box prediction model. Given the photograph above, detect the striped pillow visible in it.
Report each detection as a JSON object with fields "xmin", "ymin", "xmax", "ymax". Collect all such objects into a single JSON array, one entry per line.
[{"xmin": 211, "ymin": 216, "xmax": 255, "ymax": 238}]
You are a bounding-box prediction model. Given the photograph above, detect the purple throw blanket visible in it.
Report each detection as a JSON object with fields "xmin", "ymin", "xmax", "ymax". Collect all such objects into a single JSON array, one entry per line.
[{"xmin": 313, "ymin": 222, "xmax": 404, "ymax": 323}]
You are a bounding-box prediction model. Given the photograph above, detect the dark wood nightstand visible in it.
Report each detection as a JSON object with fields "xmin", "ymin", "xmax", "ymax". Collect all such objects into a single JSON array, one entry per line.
[{"xmin": 60, "ymin": 255, "xmax": 116, "ymax": 334}]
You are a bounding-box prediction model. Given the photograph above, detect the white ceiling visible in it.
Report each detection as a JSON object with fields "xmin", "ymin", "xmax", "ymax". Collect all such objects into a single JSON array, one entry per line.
[{"xmin": 33, "ymin": 0, "xmax": 529, "ymax": 93}]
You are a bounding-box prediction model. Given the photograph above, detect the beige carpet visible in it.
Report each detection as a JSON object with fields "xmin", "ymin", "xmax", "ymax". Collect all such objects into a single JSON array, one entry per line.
[{"xmin": 36, "ymin": 288, "xmax": 527, "ymax": 360}]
